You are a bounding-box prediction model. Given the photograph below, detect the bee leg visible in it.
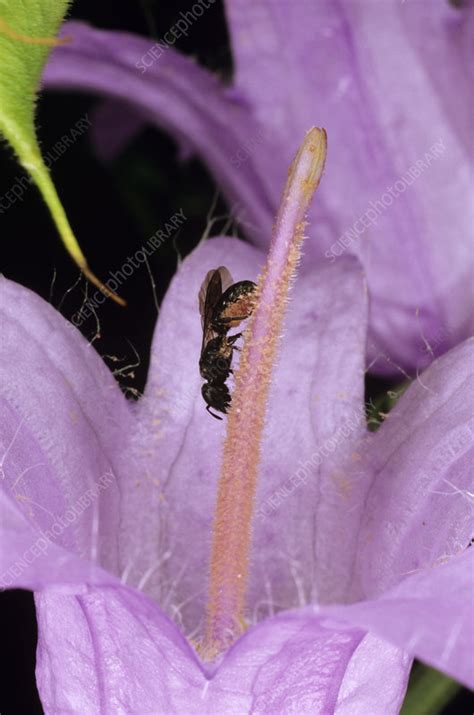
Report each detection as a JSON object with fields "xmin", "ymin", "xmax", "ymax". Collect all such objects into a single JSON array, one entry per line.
[
  {"xmin": 218, "ymin": 315, "xmax": 249, "ymax": 326},
  {"xmin": 206, "ymin": 404, "xmax": 223, "ymax": 420},
  {"xmin": 228, "ymin": 332, "xmax": 242, "ymax": 345}
]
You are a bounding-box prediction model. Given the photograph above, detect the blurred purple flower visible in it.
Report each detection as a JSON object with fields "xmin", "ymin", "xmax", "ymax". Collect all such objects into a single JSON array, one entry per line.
[
  {"xmin": 1, "ymin": 125, "xmax": 473, "ymax": 708},
  {"xmin": 42, "ymin": 1, "xmax": 474, "ymax": 374}
]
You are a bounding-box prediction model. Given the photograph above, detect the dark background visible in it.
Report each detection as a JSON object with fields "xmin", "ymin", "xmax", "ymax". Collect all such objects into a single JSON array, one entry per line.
[{"xmin": 0, "ymin": 1, "xmax": 472, "ymax": 713}]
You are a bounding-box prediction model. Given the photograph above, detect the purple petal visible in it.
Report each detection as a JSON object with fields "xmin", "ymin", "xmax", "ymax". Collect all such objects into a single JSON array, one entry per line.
[
  {"xmin": 43, "ymin": 21, "xmax": 279, "ymax": 243},
  {"xmin": 325, "ymin": 548, "xmax": 474, "ymax": 689},
  {"xmin": 334, "ymin": 633, "xmax": 411, "ymax": 715},
  {"xmin": 225, "ymin": 0, "xmax": 474, "ymax": 371},
  {"xmin": 251, "ymin": 251, "xmax": 368, "ymax": 610},
  {"xmin": 213, "ymin": 612, "xmax": 365, "ymax": 713},
  {"xmin": 35, "ymin": 586, "xmax": 203, "ymax": 713},
  {"xmin": 0, "ymin": 277, "xmax": 130, "ymax": 583},
  {"xmin": 35, "ymin": 583, "xmax": 410, "ymax": 713},
  {"xmin": 129, "ymin": 237, "xmax": 368, "ymax": 633},
  {"xmin": 0, "ymin": 488, "xmax": 116, "ymax": 593},
  {"xmin": 226, "ymin": 0, "xmax": 472, "ymax": 155},
  {"xmin": 397, "ymin": 0, "xmax": 474, "ymax": 157},
  {"xmin": 352, "ymin": 338, "xmax": 474, "ymax": 599},
  {"xmin": 120, "ymin": 237, "xmax": 264, "ymax": 627}
]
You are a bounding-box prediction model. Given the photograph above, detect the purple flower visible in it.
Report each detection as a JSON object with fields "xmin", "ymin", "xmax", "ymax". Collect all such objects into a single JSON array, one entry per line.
[
  {"xmin": 1, "ymin": 129, "xmax": 472, "ymax": 712},
  {"xmin": 42, "ymin": 1, "xmax": 474, "ymax": 373}
]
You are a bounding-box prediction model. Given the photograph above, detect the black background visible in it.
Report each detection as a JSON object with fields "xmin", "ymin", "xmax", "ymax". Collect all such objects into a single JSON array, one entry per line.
[{"xmin": 0, "ymin": 2, "xmax": 472, "ymax": 713}]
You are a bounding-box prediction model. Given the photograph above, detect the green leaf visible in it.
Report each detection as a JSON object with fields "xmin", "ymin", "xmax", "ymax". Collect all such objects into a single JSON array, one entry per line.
[
  {"xmin": 401, "ymin": 664, "xmax": 462, "ymax": 715},
  {"xmin": 0, "ymin": 1, "xmax": 124, "ymax": 304}
]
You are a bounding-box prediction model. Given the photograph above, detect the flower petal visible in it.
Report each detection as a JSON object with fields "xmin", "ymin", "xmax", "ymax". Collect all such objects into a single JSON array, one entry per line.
[
  {"xmin": 36, "ymin": 583, "xmax": 410, "ymax": 714},
  {"xmin": 213, "ymin": 612, "xmax": 365, "ymax": 713},
  {"xmin": 325, "ymin": 548, "xmax": 474, "ymax": 689},
  {"xmin": 35, "ymin": 586, "xmax": 204, "ymax": 714},
  {"xmin": 396, "ymin": 0, "xmax": 474, "ymax": 158},
  {"xmin": 0, "ymin": 488, "xmax": 115, "ymax": 592},
  {"xmin": 121, "ymin": 237, "xmax": 264, "ymax": 630},
  {"xmin": 127, "ymin": 237, "xmax": 368, "ymax": 635},
  {"xmin": 226, "ymin": 0, "xmax": 474, "ymax": 372},
  {"xmin": 0, "ymin": 277, "xmax": 130, "ymax": 581},
  {"xmin": 43, "ymin": 21, "xmax": 279, "ymax": 242},
  {"xmin": 250, "ymin": 252, "xmax": 368, "ymax": 611},
  {"xmin": 334, "ymin": 633, "xmax": 411, "ymax": 715},
  {"xmin": 352, "ymin": 338, "xmax": 474, "ymax": 599}
]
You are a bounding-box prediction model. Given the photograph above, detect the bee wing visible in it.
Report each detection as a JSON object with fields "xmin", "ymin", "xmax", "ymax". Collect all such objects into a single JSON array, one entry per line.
[
  {"xmin": 198, "ymin": 266, "xmax": 233, "ymax": 329},
  {"xmin": 217, "ymin": 266, "xmax": 233, "ymax": 293},
  {"xmin": 198, "ymin": 268, "xmax": 221, "ymax": 357}
]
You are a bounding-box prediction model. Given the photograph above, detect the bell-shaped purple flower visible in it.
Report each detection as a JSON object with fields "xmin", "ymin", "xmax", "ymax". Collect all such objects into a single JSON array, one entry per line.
[{"xmin": 0, "ymin": 129, "xmax": 472, "ymax": 713}]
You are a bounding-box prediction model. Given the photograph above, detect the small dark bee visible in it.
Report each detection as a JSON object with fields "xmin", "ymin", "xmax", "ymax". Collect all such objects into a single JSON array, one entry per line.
[{"xmin": 198, "ymin": 267, "xmax": 257, "ymax": 419}]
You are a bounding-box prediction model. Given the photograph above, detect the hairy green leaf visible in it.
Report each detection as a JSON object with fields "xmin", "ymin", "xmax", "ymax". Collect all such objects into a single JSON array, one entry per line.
[{"xmin": 0, "ymin": 1, "xmax": 124, "ymax": 304}]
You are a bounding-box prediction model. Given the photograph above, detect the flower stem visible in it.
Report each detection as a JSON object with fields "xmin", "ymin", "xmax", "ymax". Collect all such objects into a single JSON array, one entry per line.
[{"xmin": 201, "ymin": 128, "xmax": 327, "ymax": 659}]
